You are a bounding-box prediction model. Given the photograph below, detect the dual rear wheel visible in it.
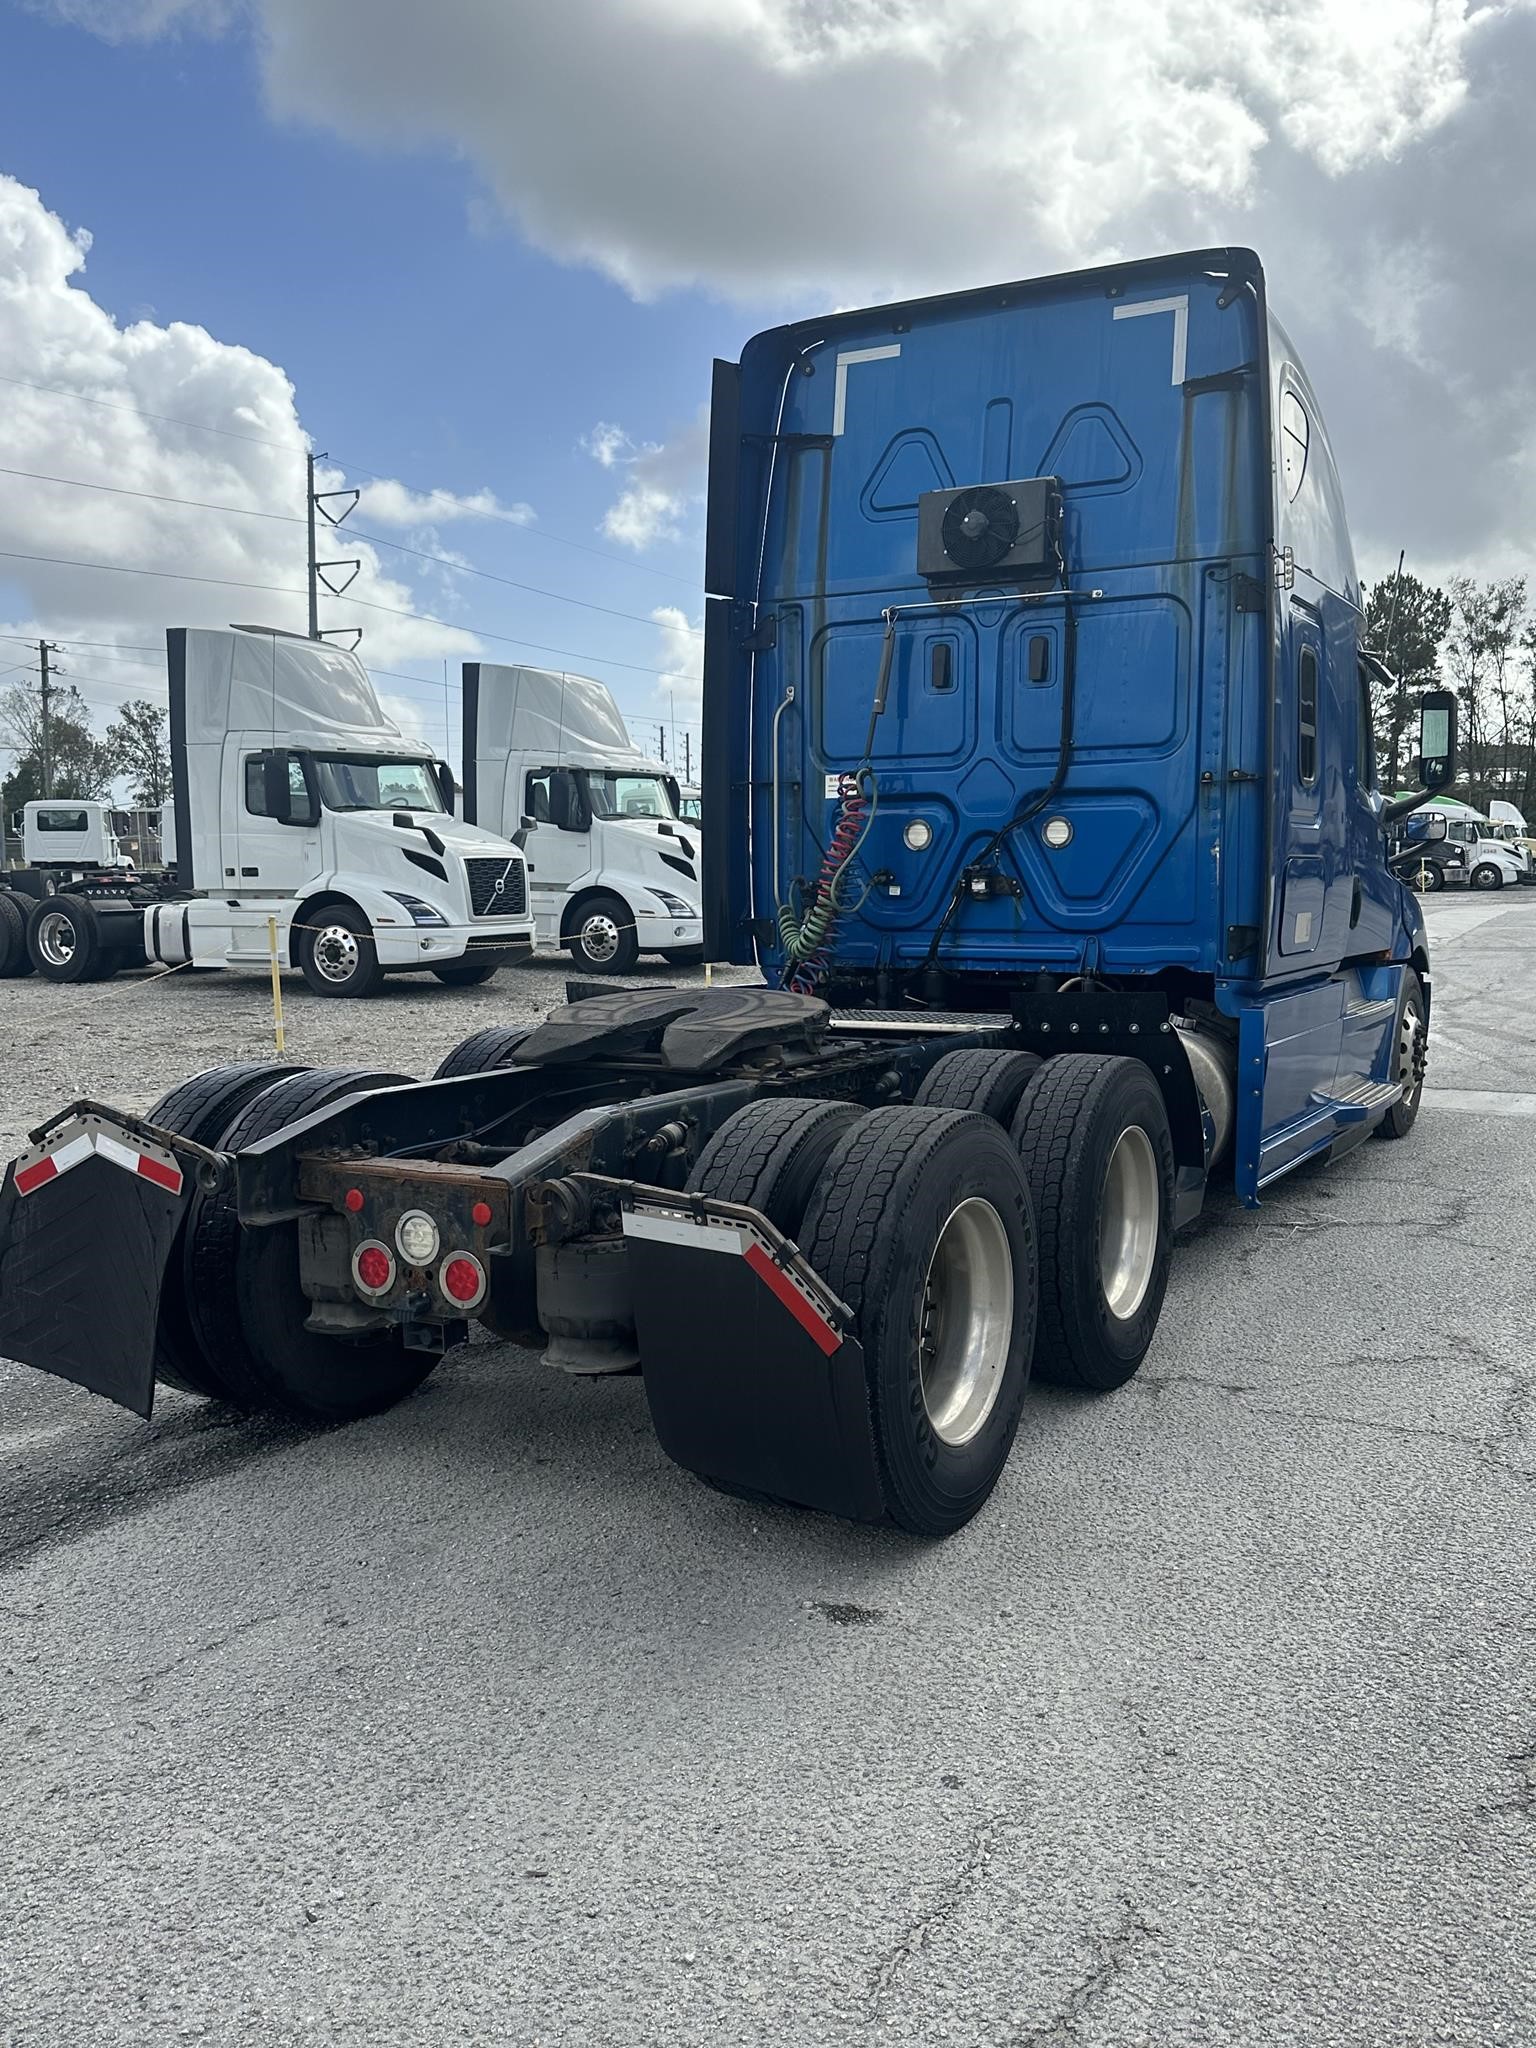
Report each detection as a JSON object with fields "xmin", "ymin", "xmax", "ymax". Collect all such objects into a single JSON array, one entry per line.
[{"xmin": 687, "ymin": 1048, "xmax": 1174, "ymax": 1534}]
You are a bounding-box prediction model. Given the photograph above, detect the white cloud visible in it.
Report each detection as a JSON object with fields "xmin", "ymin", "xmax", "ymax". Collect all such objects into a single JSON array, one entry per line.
[
  {"xmin": 584, "ymin": 407, "xmax": 709, "ymax": 551},
  {"xmin": 69, "ymin": 0, "xmax": 1500, "ymax": 301},
  {"xmin": 0, "ymin": 174, "xmax": 518, "ymax": 753},
  {"xmin": 354, "ymin": 479, "xmax": 534, "ymax": 527},
  {"xmin": 651, "ymin": 603, "xmax": 703, "ymax": 725}
]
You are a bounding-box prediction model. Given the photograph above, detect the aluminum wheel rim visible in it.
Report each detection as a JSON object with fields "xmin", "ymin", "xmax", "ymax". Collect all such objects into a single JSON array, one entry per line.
[
  {"xmin": 1398, "ymin": 996, "xmax": 1425, "ymax": 1106},
  {"xmin": 34, "ymin": 910, "xmax": 78, "ymax": 968},
  {"xmin": 1099, "ymin": 1126, "xmax": 1159, "ymax": 1321},
  {"xmin": 1474, "ymin": 865, "xmax": 1499, "ymax": 890},
  {"xmin": 313, "ymin": 925, "xmax": 359, "ymax": 984},
  {"xmin": 581, "ymin": 914, "xmax": 620, "ymax": 963},
  {"xmin": 918, "ymin": 1198, "xmax": 1014, "ymax": 1447}
]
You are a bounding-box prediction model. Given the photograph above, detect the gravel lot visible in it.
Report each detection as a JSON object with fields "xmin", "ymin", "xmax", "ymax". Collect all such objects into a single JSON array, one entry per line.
[{"xmin": 1, "ymin": 906, "xmax": 1533, "ymax": 2047}]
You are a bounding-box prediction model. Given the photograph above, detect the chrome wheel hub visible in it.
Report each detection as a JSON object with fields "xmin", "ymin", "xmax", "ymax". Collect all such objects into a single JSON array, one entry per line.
[
  {"xmin": 581, "ymin": 914, "xmax": 620, "ymax": 963},
  {"xmin": 1099, "ymin": 1125, "xmax": 1159, "ymax": 1321},
  {"xmin": 1398, "ymin": 999, "xmax": 1426, "ymax": 1104},
  {"xmin": 34, "ymin": 911, "xmax": 78, "ymax": 968},
  {"xmin": 313, "ymin": 925, "xmax": 359, "ymax": 983},
  {"xmin": 918, "ymin": 1198, "xmax": 1014, "ymax": 1447}
]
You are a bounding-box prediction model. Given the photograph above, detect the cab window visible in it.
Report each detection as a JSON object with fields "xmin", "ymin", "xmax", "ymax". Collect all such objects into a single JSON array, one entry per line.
[{"xmin": 244, "ymin": 754, "xmax": 307, "ymax": 817}]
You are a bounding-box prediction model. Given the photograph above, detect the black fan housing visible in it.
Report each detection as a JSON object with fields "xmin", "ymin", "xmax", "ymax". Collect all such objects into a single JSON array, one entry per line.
[{"xmin": 917, "ymin": 476, "xmax": 1063, "ymax": 581}]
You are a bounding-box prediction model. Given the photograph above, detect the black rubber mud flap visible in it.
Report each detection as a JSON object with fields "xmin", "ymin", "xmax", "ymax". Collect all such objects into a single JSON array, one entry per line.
[
  {"xmin": 625, "ymin": 1197, "xmax": 886, "ymax": 1523},
  {"xmin": 0, "ymin": 1116, "xmax": 196, "ymax": 1417}
]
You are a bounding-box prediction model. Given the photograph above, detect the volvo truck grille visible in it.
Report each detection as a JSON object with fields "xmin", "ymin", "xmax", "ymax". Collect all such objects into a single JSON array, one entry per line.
[{"xmin": 465, "ymin": 856, "xmax": 528, "ymax": 918}]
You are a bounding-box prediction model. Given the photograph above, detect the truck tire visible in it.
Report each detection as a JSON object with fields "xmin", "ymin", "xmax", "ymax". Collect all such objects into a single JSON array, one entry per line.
[
  {"xmin": 914, "ymin": 1047, "xmax": 1043, "ymax": 1123},
  {"xmin": 297, "ymin": 903, "xmax": 385, "ymax": 998},
  {"xmin": 146, "ymin": 1061, "xmax": 312, "ymax": 1398},
  {"xmin": 0, "ymin": 893, "xmax": 33, "ymax": 977},
  {"xmin": 183, "ymin": 1066, "xmax": 430, "ymax": 1420},
  {"xmin": 431, "ymin": 959, "xmax": 500, "ymax": 987},
  {"xmin": 433, "ymin": 1025, "xmax": 532, "ymax": 1079},
  {"xmin": 686, "ymin": 1097, "xmax": 865, "ymax": 1237},
  {"xmin": 1374, "ymin": 971, "xmax": 1427, "ymax": 1142},
  {"xmin": 1470, "ymin": 862, "xmax": 1504, "ymax": 891},
  {"xmin": 1417, "ymin": 861, "xmax": 1444, "ymax": 893},
  {"xmin": 1010, "ymin": 1054, "xmax": 1173, "ymax": 1393},
  {"xmin": 567, "ymin": 894, "xmax": 640, "ymax": 975},
  {"xmin": 26, "ymin": 894, "xmax": 111, "ymax": 982},
  {"xmin": 798, "ymin": 1107, "xmax": 1037, "ymax": 1537}
]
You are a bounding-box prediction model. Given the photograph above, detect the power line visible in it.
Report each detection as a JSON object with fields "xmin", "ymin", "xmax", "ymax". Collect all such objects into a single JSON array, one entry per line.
[
  {"xmin": 0, "ymin": 547, "xmax": 700, "ymax": 681},
  {"xmin": 1, "ymin": 463, "xmax": 704, "ymax": 635},
  {"xmin": 0, "ymin": 381, "xmax": 702, "ymax": 590}
]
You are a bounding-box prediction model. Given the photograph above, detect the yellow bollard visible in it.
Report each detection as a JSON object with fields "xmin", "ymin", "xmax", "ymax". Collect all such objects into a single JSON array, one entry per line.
[
  {"xmin": 705, "ymin": 959, "xmax": 713, "ymax": 988},
  {"xmin": 267, "ymin": 915, "xmax": 286, "ymax": 1056}
]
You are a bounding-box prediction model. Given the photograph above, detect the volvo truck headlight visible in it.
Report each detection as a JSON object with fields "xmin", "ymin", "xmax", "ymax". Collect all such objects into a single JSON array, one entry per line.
[
  {"xmin": 652, "ymin": 890, "xmax": 695, "ymax": 917},
  {"xmin": 1042, "ymin": 817, "xmax": 1073, "ymax": 850},
  {"xmin": 903, "ymin": 819, "xmax": 934, "ymax": 851},
  {"xmin": 384, "ymin": 890, "xmax": 449, "ymax": 927}
]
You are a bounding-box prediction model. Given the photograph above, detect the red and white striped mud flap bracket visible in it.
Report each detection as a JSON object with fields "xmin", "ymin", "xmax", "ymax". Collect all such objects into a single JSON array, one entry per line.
[
  {"xmin": 617, "ymin": 1191, "xmax": 887, "ymax": 1525},
  {"xmin": 0, "ymin": 1110, "xmax": 199, "ymax": 1418}
]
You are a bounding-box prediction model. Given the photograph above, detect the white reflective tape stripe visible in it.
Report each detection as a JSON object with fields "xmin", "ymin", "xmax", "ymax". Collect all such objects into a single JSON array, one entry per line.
[
  {"xmin": 48, "ymin": 1133, "xmax": 95, "ymax": 1177},
  {"xmin": 832, "ymin": 345, "xmax": 901, "ymax": 435},
  {"xmin": 622, "ymin": 1210, "xmax": 746, "ymax": 1258},
  {"xmin": 94, "ymin": 1133, "xmax": 141, "ymax": 1175},
  {"xmin": 1113, "ymin": 295, "xmax": 1189, "ymax": 385}
]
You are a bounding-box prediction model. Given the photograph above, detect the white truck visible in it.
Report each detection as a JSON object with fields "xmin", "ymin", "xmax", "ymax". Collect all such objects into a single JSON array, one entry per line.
[
  {"xmin": 461, "ymin": 662, "xmax": 703, "ymax": 974},
  {"xmin": 0, "ymin": 626, "xmax": 535, "ymax": 995}
]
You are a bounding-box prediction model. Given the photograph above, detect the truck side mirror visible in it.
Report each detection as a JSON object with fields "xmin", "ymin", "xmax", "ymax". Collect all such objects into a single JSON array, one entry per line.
[
  {"xmin": 261, "ymin": 749, "xmax": 293, "ymax": 822},
  {"xmin": 1416, "ymin": 690, "xmax": 1457, "ymax": 793},
  {"xmin": 434, "ymin": 760, "xmax": 456, "ymax": 813},
  {"xmin": 664, "ymin": 775, "xmax": 681, "ymax": 815},
  {"xmin": 548, "ymin": 769, "xmax": 591, "ymax": 834},
  {"xmin": 511, "ymin": 814, "xmax": 536, "ymax": 851}
]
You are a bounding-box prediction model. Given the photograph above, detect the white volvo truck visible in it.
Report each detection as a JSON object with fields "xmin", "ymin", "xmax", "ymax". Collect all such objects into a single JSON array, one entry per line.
[
  {"xmin": 462, "ymin": 662, "xmax": 703, "ymax": 974},
  {"xmin": 0, "ymin": 627, "xmax": 535, "ymax": 994}
]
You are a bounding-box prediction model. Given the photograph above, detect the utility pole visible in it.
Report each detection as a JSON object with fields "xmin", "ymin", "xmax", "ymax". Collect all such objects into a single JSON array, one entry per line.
[
  {"xmin": 684, "ymin": 731, "xmax": 692, "ymax": 781},
  {"xmin": 37, "ymin": 640, "xmax": 59, "ymax": 799},
  {"xmin": 306, "ymin": 450, "xmax": 362, "ymax": 647},
  {"xmin": 657, "ymin": 722, "xmax": 667, "ymax": 764}
]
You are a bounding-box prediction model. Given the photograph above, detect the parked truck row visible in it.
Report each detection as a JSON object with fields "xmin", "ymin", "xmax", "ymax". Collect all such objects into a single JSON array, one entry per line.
[
  {"xmin": 0, "ymin": 246, "xmax": 1463, "ymax": 1538},
  {"xmin": 0, "ymin": 636, "xmax": 706, "ymax": 992}
]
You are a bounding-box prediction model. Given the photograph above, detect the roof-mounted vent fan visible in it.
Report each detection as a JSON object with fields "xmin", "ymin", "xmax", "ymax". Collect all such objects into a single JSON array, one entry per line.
[{"xmin": 917, "ymin": 476, "xmax": 1063, "ymax": 581}]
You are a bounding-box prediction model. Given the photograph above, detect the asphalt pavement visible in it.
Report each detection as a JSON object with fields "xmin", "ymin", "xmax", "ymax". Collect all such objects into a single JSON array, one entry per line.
[{"xmin": 1, "ymin": 906, "xmax": 1533, "ymax": 2047}]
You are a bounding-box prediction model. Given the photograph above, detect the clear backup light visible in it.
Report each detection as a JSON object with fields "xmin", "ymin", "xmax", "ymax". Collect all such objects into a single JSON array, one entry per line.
[
  {"xmin": 353, "ymin": 1241, "xmax": 395, "ymax": 1296},
  {"xmin": 439, "ymin": 1252, "xmax": 487, "ymax": 1310},
  {"xmin": 396, "ymin": 1210, "xmax": 441, "ymax": 1266},
  {"xmin": 1042, "ymin": 817, "xmax": 1073, "ymax": 849},
  {"xmin": 903, "ymin": 819, "xmax": 934, "ymax": 851}
]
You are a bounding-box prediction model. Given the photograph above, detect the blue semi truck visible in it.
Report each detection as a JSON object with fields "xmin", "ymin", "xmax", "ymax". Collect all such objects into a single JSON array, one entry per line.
[{"xmin": 0, "ymin": 248, "xmax": 1456, "ymax": 1536}]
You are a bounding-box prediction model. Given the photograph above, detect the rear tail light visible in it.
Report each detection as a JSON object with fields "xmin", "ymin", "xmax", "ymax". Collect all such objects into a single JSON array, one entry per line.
[
  {"xmin": 353, "ymin": 1240, "xmax": 396, "ymax": 1296},
  {"xmin": 439, "ymin": 1251, "xmax": 487, "ymax": 1310}
]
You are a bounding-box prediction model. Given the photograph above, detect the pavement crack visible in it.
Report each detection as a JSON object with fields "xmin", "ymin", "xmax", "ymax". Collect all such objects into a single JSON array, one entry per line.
[
  {"xmin": 135, "ymin": 1609, "xmax": 282, "ymax": 1689},
  {"xmin": 1011, "ymin": 1902, "xmax": 1155, "ymax": 2046},
  {"xmin": 864, "ymin": 1812, "xmax": 1008, "ymax": 2020}
]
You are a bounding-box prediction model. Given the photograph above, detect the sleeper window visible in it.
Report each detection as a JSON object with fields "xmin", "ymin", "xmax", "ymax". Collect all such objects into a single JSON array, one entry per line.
[{"xmin": 1298, "ymin": 647, "xmax": 1319, "ymax": 787}]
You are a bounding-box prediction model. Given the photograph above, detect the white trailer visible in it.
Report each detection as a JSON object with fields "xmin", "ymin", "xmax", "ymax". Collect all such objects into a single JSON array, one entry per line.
[
  {"xmin": 0, "ymin": 628, "xmax": 536, "ymax": 994},
  {"xmin": 462, "ymin": 662, "xmax": 703, "ymax": 973}
]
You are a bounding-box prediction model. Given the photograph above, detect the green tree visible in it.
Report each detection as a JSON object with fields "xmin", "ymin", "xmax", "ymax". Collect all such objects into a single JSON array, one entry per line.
[
  {"xmin": 1444, "ymin": 577, "xmax": 1527, "ymax": 809},
  {"xmin": 1362, "ymin": 571, "xmax": 1452, "ymax": 791},
  {"xmin": 0, "ymin": 680, "xmax": 114, "ymax": 802},
  {"xmin": 105, "ymin": 697, "xmax": 173, "ymax": 807}
]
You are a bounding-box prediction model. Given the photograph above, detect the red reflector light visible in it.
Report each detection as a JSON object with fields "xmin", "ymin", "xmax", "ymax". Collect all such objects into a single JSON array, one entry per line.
[
  {"xmin": 471, "ymin": 1200, "xmax": 492, "ymax": 1227},
  {"xmin": 440, "ymin": 1253, "xmax": 485, "ymax": 1306},
  {"xmin": 354, "ymin": 1242, "xmax": 394, "ymax": 1293},
  {"xmin": 345, "ymin": 1187, "xmax": 365, "ymax": 1213}
]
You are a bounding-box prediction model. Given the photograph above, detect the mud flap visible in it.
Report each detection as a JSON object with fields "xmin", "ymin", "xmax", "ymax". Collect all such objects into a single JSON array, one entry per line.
[
  {"xmin": 0, "ymin": 1114, "xmax": 196, "ymax": 1417},
  {"xmin": 623, "ymin": 1197, "xmax": 887, "ymax": 1524}
]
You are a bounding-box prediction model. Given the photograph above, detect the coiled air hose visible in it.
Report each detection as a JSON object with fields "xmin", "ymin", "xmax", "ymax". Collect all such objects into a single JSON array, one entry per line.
[{"xmin": 775, "ymin": 618, "xmax": 895, "ymax": 993}]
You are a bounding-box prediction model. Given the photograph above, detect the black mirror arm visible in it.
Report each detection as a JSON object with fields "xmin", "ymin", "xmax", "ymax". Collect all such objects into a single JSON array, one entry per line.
[{"xmin": 1382, "ymin": 788, "xmax": 1436, "ymax": 828}]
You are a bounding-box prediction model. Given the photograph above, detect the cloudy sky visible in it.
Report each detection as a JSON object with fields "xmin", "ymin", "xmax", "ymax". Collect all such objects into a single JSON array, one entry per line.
[{"xmin": 2, "ymin": 0, "xmax": 1534, "ymax": 768}]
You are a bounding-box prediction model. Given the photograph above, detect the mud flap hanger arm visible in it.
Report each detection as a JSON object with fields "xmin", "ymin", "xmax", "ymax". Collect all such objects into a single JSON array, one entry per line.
[{"xmin": 23, "ymin": 1099, "xmax": 228, "ymax": 1192}]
